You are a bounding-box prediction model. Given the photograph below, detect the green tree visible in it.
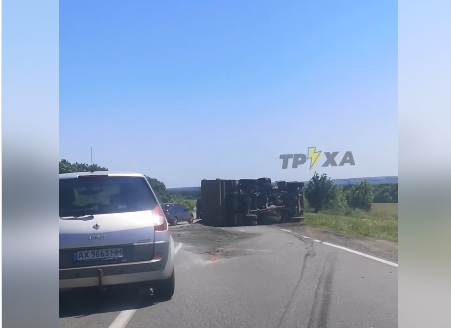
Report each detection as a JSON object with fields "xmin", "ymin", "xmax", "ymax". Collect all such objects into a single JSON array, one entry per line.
[
  {"xmin": 390, "ymin": 183, "xmax": 398, "ymax": 203},
  {"xmin": 372, "ymin": 183, "xmax": 398, "ymax": 203},
  {"xmin": 59, "ymin": 159, "xmax": 75, "ymax": 174},
  {"xmin": 59, "ymin": 159, "xmax": 108, "ymax": 174},
  {"xmin": 305, "ymin": 172, "xmax": 336, "ymax": 213},
  {"xmin": 327, "ymin": 185, "xmax": 347, "ymax": 211},
  {"xmin": 145, "ymin": 176, "xmax": 172, "ymax": 203},
  {"xmin": 170, "ymin": 197, "xmax": 195, "ymax": 211},
  {"xmin": 59, "ymin": 160, "xmax": 174, "ymax": 203},
  {"xmin": 347, "ymin": 180, "xmax": 374, "ymax": 211},
  {"xmin": 180, "ymin": 200, "xmax": 195, "ymax": 211}
]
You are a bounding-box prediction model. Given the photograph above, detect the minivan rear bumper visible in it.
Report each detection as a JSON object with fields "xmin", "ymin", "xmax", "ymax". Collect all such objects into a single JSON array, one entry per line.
[
  {"xmin": 59, "ymin": 259, "xmax": 172, "ymax": 290},
  {"xmin": 59, "ymin": 239, "xmax": 174, "ymax": 290}
]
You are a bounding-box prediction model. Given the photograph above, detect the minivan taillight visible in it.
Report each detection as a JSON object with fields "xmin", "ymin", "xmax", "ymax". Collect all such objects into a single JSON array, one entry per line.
[{"xmin": 151, "ymin": 205, "xmax": 168, "ymax": 232}]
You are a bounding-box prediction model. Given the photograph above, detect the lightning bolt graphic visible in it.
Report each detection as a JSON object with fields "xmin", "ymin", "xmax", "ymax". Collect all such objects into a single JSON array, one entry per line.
[{"xmin": 308, "ymin": 147, "xmax": 323, "ymax": 170}]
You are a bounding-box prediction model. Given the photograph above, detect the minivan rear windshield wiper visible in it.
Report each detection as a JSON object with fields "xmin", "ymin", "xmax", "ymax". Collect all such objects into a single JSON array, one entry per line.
[
  {"xmin": 60, "ymin": 214, "xmax": 95, "ymax": 220},
  {"xmin": 60, "ymin": 205, "xmax": 98, "ymax": 219}
]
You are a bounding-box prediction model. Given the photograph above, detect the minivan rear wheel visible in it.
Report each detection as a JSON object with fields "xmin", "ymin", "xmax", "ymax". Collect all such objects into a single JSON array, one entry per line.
[{"xmin": 153, "ymin": 269, "xmax": 175, "ymax": 301}]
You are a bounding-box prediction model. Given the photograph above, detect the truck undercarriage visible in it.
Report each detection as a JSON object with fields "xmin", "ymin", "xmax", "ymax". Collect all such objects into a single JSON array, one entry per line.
[{"xmin": 197, "ymin": 178, "xmax": 305, "ymax": 227}]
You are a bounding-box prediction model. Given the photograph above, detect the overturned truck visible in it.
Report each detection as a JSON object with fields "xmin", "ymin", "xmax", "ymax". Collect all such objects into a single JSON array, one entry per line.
[{"xmin": 197, "ymin": 178, "xmax": 305, "ymax": 227}]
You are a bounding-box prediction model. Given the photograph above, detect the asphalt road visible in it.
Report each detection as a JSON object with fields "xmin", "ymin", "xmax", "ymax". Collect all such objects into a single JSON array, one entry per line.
[{"xmin": 59, "ymin": 223, "xmax": 398, "ymax": 328}]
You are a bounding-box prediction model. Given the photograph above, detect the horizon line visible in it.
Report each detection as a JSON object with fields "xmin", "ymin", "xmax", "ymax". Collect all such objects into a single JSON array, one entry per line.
[{"xmin": 167, "ymin": 175, "xmax": 398, "ymax": 189}]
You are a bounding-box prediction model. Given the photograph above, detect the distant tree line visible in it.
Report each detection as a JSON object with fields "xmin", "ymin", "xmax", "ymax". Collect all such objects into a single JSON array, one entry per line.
[
  {"xmin": 304, "ymin": 172, "xmax": 398, "ymax": 213},
  {"xmin": 168, "ymin": 189, "xmax": 201, "ymax": 200},
  {"xmin": 166, "ymin": 178, "xmax": 398, "ymax": 206},
  {"xmin": 338, "ymin": 182, "xmax": 397, "ymax": 203},
  {"xmin": 59, "ymin": 159, "xmax": 108, "ymax": 174},
  {"xmin": 371, "ymin": 183, "xmax": 398, "ymax": 203},
  {"xmin": 58, "ymin": 159, "xmax": 195, "ymax": 210},
  {"xmin": 59, "ymin": 159, "xmax": 397, "ymax": 213}
]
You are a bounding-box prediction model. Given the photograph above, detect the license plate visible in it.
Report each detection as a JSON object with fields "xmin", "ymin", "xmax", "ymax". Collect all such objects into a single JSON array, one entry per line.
[{"xmin": 73, "ymin": 248, "xmax": 123, "ymax": 261}]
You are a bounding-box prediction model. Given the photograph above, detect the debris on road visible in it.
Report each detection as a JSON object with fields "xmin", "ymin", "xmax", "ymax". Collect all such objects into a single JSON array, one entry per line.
[{"xmin": 169, "ymin": 223, "xmax": 260, "ymax": 260}]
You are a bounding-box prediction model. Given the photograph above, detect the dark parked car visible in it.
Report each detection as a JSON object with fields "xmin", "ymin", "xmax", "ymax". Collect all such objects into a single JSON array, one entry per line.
[{"xmin": 161, "ymin": 203, "xmax": 194, "ymax": 226}]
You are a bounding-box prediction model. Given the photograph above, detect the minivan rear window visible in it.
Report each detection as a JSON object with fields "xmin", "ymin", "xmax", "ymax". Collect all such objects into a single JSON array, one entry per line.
[{"xmin": 59, "ymin": 176, "xmax": 158, "ymax": 217}]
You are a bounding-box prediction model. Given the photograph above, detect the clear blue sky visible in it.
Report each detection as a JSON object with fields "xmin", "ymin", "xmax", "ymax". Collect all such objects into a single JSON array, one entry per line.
[{"xmin": 60, "ymin": 0, "xmax": 398, "ymax": 188}]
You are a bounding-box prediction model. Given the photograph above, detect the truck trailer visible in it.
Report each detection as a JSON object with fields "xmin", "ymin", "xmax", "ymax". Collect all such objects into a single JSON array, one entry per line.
[{"xmin": 197, "ymin": 178, "xmax": 305, "ymax": 227}]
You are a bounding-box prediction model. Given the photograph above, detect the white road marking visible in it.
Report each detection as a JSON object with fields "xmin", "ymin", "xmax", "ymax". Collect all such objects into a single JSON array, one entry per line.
[
  {"xmin": 108, "ymin": 309, "xmax": 136, "ymax": 328},
  {"xmin": 279, "ymin": 228, "xmax": 398, "ymax": 268},
  {"xmin": 174, "ymin": 243, "xmax": 183, "ymax": 255},
  {"xmin": 298, "ymin": 234, "xmax": 325, "ymax": 243},
  {"xmin": 322, "ymin": 242, "xmax": 398, "ymax": 267},
  {"xmin": 108, "ymin": 243, "xmax": 183, "ymax": 328}
]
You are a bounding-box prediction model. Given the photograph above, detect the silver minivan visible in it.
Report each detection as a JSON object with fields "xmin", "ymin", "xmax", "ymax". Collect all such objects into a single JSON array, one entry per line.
[{"xmin": 59, "ymin": 172, "xmax": 175, "ymax": 300}]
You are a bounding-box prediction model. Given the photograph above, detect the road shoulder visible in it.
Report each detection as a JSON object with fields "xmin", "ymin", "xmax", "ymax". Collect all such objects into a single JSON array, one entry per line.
[{"xmin": 273, "ymin": 223, "xmax": 398, "ymax": 263}]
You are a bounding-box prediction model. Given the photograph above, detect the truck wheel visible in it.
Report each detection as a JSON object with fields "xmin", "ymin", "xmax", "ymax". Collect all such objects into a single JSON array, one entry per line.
[
  {"xmin": 265, "ymin": 215, "xmax": 278, "ymax": 224},
  {"xmin": 172, "ymin": 217, "xmax": 178, "ymax": 226},
  {"xmin": 153, "ymin": 269, "xmax": 175, "ymax": 301},
  {"xmin": 280, "ymin": 213, "xmax": 291, "ymax": 223},
  {"xmin": 244, "ymin": 214, "xmax": 258, "ymax": 226},
  {"xmin": 189, "ymin": 215, "xmax": 194, "ymax": 223}
]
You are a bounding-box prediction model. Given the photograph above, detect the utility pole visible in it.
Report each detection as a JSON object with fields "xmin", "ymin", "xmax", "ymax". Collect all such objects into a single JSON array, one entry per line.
[{"xmin": 90, "ymin": 147, "xmax": 93, "ymax": 172}]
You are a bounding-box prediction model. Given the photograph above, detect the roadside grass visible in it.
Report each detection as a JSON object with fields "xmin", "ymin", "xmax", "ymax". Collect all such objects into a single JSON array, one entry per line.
[
  {"xmin": 169, "ymin": 197, "xmax": 197, "ymax": 211},
  {"xmin": 186, "ymin": 199, "xmax": 197, "ymax": 207},
  {"xmin": 371, "ymin": 203, "xmax": 398, "ymax": 219},
  {"xmin": 304, "ymin": 203, "xmax": 398, "ymax": 243}
]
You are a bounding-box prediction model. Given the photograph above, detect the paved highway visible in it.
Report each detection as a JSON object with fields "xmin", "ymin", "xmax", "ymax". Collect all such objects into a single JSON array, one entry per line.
[{"xmin": 59, "ymin": 223, "xmax": 397, "ymax": 328}]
